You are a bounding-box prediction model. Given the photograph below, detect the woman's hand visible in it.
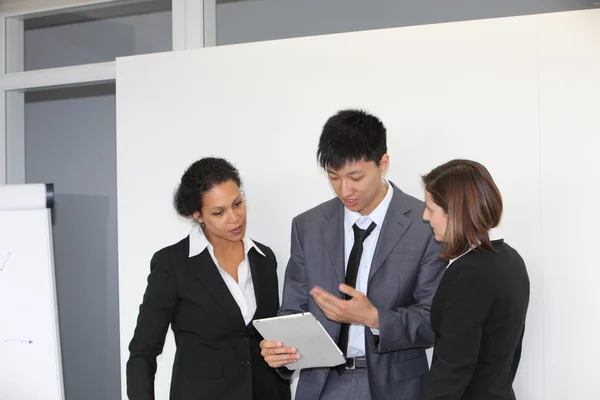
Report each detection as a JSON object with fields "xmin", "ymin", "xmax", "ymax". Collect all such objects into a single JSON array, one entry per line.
[{"xmin": 259, "ymin": 340, "xmax": 301, "ymax": 368}]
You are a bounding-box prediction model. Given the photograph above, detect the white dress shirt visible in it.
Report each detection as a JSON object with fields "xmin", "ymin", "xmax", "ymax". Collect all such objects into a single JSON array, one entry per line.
[
  {"xmin": 188, "ymin": 227, "xmax": 265, "ymax": 326},
  {"xmin": 343, "ymin": 178, "xmax": 394, "ymax": 357}
]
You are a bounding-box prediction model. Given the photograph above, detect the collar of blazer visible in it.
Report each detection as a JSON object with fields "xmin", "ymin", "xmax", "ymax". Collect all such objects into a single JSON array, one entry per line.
[
  {"xmin": 319, "ymin": 181, "xmax": 415, "ymax": 283},
  {"xmin": 188, "ymin": 226, "xmax": 266, "ymax": 258},
  {"xmin": 185, "ymin": 235, "xmax": 271, "ymax": 329}
]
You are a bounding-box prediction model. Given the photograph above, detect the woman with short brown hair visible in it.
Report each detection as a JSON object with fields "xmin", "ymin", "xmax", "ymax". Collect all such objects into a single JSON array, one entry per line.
[{"xmin": 421, "ymin": 159, "xmax": 530, "ymax": 400}]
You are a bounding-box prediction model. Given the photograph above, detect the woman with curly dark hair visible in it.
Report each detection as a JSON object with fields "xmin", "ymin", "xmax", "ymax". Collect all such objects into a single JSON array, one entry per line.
[{"xmin": 126, "ymin": 157, "xmax": 290, "ymax": 400}]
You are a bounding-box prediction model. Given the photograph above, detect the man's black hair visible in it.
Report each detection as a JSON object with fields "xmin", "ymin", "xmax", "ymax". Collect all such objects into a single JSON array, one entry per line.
[{"xmin": 317, "ymin": 109, "xmax": 387, "ymax": 170}]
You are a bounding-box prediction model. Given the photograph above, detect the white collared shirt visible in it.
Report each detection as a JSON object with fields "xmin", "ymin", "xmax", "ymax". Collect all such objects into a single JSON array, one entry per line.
[
  {"xmin": 343, "ymin": 178, "xmax": 394, "ymax": 357},
  {"xmin": 188, "ymin": 227, "xmax": 265, "ymax": 326}
]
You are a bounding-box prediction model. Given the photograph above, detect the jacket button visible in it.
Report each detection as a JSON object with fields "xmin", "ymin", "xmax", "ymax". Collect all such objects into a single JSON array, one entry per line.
[
  {"xmin": 241, "ymin": 360, "xmax": 250, "ymax": 367},
  {"xmin": 241, "ymin": 333, "xmax": 248, "ymax": 340}
]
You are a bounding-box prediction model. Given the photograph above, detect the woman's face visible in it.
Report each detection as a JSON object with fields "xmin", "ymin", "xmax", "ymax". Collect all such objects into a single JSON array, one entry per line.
[
  {"xmin": 194, "ymin": 179, "xmax": 247, "ymax": 243},
  {"xmin": 423, "ymin": 190, "xmax": 448, "ymax": 242}
]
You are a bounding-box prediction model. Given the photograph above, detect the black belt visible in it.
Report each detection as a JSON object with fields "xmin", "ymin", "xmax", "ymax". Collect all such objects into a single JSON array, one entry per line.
[{"xmin": 345, "ymin": 356, "xmax": 367, "ymax": 369}]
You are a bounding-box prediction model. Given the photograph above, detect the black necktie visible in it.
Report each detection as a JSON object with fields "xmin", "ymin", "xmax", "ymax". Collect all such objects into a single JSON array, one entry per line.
[{"xmin": 336, "ymin": 221, "xmax": 376, "ymax": 369}]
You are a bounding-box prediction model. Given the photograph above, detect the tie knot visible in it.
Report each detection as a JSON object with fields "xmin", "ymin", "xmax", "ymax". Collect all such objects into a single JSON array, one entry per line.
[{"xmin": 352, "ymin": 221, "xmax": 376, "ymax": 244}]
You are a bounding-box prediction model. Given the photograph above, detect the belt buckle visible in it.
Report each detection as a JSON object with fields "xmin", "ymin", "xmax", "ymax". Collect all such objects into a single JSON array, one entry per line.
[{"xmin": 345, "ymin": 357, "xmax": 367, "ymax": 369}]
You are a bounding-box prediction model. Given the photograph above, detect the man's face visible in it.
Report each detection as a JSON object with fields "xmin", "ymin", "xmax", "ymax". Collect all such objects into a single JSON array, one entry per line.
[{"xmin": 326, "ymin": 155, "xmax": 389, "ymax": 216}]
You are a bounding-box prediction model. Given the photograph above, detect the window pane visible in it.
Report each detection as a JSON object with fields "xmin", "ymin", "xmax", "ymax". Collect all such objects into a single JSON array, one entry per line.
[
  {"xmin": 24, "ymin": 84, "xmax": 120, "ymax": 400},
  {"xmin": 18, "ymin": 0, "xmax": 171, "ymax": 72},
  {"xmin": 216, "ymin": 0, "xmax": 595, "ymax": 46}
]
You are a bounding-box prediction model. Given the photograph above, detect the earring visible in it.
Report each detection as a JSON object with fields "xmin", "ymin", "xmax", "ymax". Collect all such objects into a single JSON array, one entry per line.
[{"xmin": 200, "ymin": 222, "xmax": 205, "ymax": 229}]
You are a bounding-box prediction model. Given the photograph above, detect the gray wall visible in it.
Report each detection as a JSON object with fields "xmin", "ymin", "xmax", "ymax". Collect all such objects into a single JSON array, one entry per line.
[
  {"xmin": 23, "ymin": 10, "xmax": 171, "ymax": 400},
  {"xmin": 21, "ymin": 1, "xmax": 598, "ymax": 399},
  {"xmin": 216, "ymin": 0, "xmax": 598, "ymax": 45}
]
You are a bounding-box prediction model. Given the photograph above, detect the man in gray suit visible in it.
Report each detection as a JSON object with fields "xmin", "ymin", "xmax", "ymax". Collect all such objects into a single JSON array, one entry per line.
[{"xmin": 261, "ymin": 109, "xmax": 446, "ymax": 400}]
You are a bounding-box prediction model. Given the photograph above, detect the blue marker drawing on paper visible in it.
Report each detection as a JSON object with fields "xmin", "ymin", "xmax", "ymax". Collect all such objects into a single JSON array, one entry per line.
[
  {"xmin": 0, "ymin": 337, "xmax": 33, "ymax": 344},
  {"xmin": 0, "ymin": 252, "xmax": 10, "ymax": 271}
]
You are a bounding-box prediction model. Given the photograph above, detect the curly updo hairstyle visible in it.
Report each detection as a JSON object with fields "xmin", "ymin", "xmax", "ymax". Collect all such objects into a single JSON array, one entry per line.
[{"xmin": 173, "ymin": 157, "xmax": 242, "ymax": 219}]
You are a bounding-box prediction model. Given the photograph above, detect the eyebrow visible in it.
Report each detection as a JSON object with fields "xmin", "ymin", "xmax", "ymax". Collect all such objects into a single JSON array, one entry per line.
[
  {"xmin": 326, "ymin": 169, "xmax": 363, "ymax": 175},
  {"xmin": 209, "ymin": 194, "xmax": 242, "ymax": 211}
]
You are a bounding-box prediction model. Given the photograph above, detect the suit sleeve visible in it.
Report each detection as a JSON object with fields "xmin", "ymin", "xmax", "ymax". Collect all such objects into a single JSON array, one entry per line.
[
  {"xmin": 422, "ymin": 265, "xmax": 493, "ymax": 400},
  {"xmin": 510, "ymin": 327, "xmax": 525, "ymax": 382},
  {"xmin": 126, "ymin": 252, "xmax": 178, "ymax": 400},
  {"xmin": 367, "ymin": 232, "xmax": 446, "ymax": 353},
  {"xmin": 275, "ymin": 217, "xmax": 307, "ymax": 379},
  {"xmin": 278, "ymin": 217, "xmax": 308, "ymax": 316}
]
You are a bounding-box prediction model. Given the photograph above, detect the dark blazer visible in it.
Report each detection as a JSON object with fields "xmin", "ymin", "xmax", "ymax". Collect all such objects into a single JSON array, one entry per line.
[
  {"xmin": 423, "ymin": 239, "xmax": 530, "ymax": 400},
  {"xmin": 278, "ymin": 182, "xmax": 447, "ymax": 400},
  {"xmin": 126, "ymin": 236, "xmax": 291, "ymax": 400}
]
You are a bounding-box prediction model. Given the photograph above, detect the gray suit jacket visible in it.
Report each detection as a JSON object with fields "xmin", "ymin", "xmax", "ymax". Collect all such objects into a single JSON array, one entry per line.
[{"xmin": 278, "ymin": 182, "xmax": 446, "ymax": 400}]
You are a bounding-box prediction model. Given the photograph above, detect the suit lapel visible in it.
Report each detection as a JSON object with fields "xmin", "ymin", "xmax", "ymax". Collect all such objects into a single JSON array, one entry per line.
[
  {"xmin": 320, "ymin": 202, "xmax": 345, "ymax": 284},
  {"xmin": 187, "ymin": 250, "xmax": 246, "ymax": 328},
  {"xmin": 368, "ymin": 184, "xmax": 414, "ymax": 281},
  {"xmin": 248, "ymin": 248, "xmax": 269, "ymax": 319}
]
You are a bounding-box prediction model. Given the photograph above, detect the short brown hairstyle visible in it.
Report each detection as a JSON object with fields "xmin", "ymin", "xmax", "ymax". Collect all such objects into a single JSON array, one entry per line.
[{"xmin": 422, "ymin": 159, "xmax": 503, "ymax": 259}]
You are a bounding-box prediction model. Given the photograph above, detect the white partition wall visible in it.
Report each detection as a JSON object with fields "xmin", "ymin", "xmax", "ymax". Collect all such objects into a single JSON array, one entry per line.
[
  {"xmin": 537, "ymin": 11, "xmax": 600, "ymax": 400},
  {"xmin": 116, "ymin": 9, "xmax": 600, "ymax": 400}
]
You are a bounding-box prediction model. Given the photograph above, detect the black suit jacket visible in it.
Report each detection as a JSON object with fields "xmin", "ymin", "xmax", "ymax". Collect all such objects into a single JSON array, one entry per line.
[
  {"xmin": 126, "ymin": 236, "xmax": 291, "ymax": 400},
  {"xmin": 423, "ymin": 239, "xmax": 530, "ymax": 400}
]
